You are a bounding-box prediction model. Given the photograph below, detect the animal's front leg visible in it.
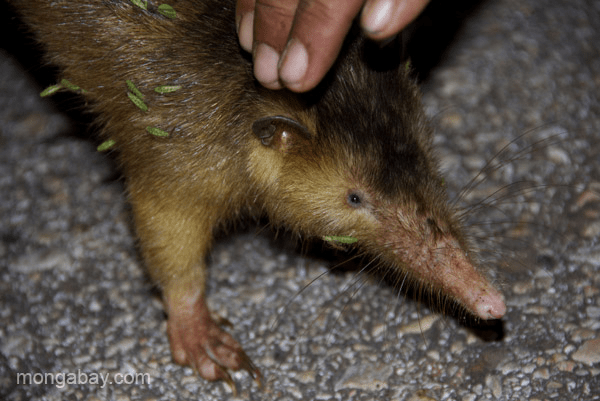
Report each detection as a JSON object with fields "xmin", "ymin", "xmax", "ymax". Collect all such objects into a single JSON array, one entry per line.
[{"xmin": 130, "ymin": 191, "xmax": 260, "ymax": 387}]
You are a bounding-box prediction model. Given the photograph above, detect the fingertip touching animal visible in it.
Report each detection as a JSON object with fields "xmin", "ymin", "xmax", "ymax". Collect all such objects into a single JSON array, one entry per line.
[{"xmin": 9, "ymin": 0, "xmax": 506, "ymax": 392}]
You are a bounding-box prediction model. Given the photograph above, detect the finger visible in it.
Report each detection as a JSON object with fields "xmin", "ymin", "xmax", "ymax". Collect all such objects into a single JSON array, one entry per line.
[
  {"xmin": 236, "ymin": 0, "xmax": 256, "ymax": 52},
  {"xmin": 361, "ymin": 0, "xmax": 430, "ymax": 40},
  {"xmin": 279, "ymin": 0, "xmax": 365, "ymax": 92},
  {"xmin": 253, "ymin": 0, "xmax": 299, "ymax": 53},
  {"xmin": 252, "ymin": 0, "xmax": 299, "ymax": 89}
]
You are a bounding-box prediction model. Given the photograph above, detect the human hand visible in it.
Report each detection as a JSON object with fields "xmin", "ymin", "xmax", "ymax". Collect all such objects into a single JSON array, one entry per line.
[{"xmin": 236, "ymin": 0, "xmax": 430, "ymax": 92}]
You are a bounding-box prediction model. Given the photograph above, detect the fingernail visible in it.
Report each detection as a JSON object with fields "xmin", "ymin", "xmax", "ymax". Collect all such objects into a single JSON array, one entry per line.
[
  {"xmin": 237, "ymin": 12, "xmax": 254, "ymax": 53},
  {"xmin": 362, "ymin": 0, "xmax": 394, "ymax": 34},
  {"xmin": 254, "ymin": 43, "xmax": 282, "ymax": 89},
  {"xmin": 279, "ymin": 39, "xmax": 308, "ymax": 87}
]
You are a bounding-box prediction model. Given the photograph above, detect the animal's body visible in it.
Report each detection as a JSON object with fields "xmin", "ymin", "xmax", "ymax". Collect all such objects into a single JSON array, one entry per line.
[{"xmin": 9, "ymin": 0, "xmax": 505, "ymax": 388}]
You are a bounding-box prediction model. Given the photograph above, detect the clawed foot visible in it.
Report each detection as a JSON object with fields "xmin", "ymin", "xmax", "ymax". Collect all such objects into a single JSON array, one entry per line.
[{"xmin": 166, "ymin": 293, "xmax": 261, "ymax": 393}]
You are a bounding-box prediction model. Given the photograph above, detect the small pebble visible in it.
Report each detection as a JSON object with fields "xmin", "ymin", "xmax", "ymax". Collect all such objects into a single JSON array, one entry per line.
[{"xmin": 572, "ymin": 338, "xmax": 600, "ymax": 365}]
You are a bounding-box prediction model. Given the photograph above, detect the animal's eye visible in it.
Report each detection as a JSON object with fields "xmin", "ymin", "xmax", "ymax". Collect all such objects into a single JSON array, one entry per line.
[{"xmin": 347, "ymin": 192, "xmax": 362, "ymax": 208}]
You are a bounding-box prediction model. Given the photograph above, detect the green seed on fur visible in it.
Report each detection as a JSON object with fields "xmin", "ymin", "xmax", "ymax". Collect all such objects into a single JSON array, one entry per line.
[
  {"xmin": 158, "ymin": 4, "xmax": 177, "ymax": 18},
  {"xmin": 60, "ymin": 78, "xmax": 84, "ymax": 92},
  {"xmin": 131, "ymin": 0, "xmax": 147, "ymax": 10},
  {"xmin": 97, "ymin": 139, "xmax": 116, "ymax": 151},
  {"xmin": 40, "ymin": 83, "xmax": 63, "ymax": 97},
  {"xmin": 146, "ymin": 126, "xmax": 169, "ymax": 137},
  {"xmin": 126, "ymin": 80, "xmax": 145, "ymax": 99},
  {"xmin": 322, "ymin": 235, "xmax": 358, "ymax": 244},
  {"xmin": 128, "ymin": 92, "xmax": 148, "ymax": 111},
  {"xmin": 154, "ymin": 85, "xmax": 181, "ymax": 94}
]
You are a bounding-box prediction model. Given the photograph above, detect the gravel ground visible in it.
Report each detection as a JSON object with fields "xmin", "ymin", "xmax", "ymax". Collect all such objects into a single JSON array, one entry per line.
[{"xmin": 1, "ymin": 0, "xmax": 599, "ymax": 400}]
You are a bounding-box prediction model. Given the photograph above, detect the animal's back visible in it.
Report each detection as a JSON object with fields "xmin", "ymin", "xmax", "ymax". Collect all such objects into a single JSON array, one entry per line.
[
  {"xmin": 13, "ymin": 0, "xmax": 252, "ymax": 159},
  {"xmin": 12, "ymin": 0, "xmax": 275, "ymax": 216}
]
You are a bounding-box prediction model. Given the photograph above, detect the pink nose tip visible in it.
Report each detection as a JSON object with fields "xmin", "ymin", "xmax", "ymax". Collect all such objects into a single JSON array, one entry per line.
[{"xmin": 475, "ymin": 291, "xmax": 506, "ymax": 320}]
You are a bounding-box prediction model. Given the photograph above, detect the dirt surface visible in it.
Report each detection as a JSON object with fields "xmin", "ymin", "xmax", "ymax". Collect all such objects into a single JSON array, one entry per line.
[{"xmin": 1, "ymin": 0, "xmax": 599, "ymax": 400}]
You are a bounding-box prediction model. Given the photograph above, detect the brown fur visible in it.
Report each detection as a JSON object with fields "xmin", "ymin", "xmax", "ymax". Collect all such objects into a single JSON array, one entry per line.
[{"xmin": 9, "ymin": 0, "xmax": 505, "ymax": 387}]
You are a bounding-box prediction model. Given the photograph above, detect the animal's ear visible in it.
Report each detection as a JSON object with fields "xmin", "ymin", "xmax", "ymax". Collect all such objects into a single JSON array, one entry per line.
[{"xmin": 252, "ymin": 115, "xmax": 312, "ymax": 154}]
